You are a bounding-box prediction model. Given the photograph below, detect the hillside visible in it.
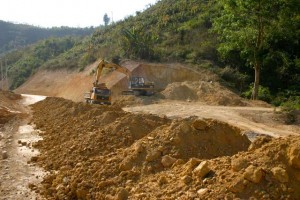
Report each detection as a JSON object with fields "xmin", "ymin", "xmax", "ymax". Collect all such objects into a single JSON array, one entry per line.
[
  {"xmin": 1, "ymin": 0, "xmax": 299, "ymax": 108},
  {"xmin": 0, "ymin": 0, "xmax": 299, "ymax": 198},
  {"xmin": 0, "ymin": 20, "xmax": 95, "ymax": 55}
]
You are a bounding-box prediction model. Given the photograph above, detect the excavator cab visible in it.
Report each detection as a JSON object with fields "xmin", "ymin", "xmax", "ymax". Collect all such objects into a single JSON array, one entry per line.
[
  {"xmin": 129, "ymin": 77, "xmax": 146, "ymax": 88},
  {"xmin": 84, "ymin": 83, "xmax": 111, "ymax": 105},
  {"xmin": 126, "ymin": 76, "xmax": 155, "ymax": 96}
]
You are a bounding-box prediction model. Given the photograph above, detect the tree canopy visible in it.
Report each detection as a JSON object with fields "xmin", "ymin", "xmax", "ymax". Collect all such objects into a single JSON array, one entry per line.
[{"xmin": 213, "ymin": 0, "xmax": 300, "ymax": 99}]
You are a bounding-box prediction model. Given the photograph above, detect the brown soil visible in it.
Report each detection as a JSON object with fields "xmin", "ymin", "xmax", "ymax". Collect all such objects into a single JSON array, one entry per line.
[
  {"xmin": 124, "ymin": 101, "xmax": 300, "ymax": 138},
  {"xmin": 6, "ymin": 60, "xmax": 300, "ymax": 199},
  {"xmin": 27, "ymin": 97, "xmax": 300, "ymax": 199},
  {"xmin": 0, "ymin": 91, "xmax": 46, "ymax": 200},
  {"xmin": 0, "ymin": 90, "xmax": 21, "ymax": 124}
]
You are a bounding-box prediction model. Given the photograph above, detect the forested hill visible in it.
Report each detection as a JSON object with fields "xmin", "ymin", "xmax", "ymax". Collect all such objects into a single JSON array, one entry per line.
[
  {"xmin": 0, "ymin": 20, "xmax": 95, "ymax": 54},
  {"xmin": 1, "ymin": 0, "xmax": 299, "ymax": 109}
]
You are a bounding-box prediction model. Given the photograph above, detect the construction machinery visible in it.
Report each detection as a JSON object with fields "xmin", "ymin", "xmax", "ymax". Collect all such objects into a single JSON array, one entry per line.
[
  {"xmin": 122, "ymin": 77, "xmax": 155, "ymax": 96},
  {"xmin": 84, "ymin": 83, "xmax": 111, "ymax": 105},
  {"xmin": 84, "ymin": 59, "xmax": 127, "ymax": 104},
  {"xmin": 84, "ymin": 59, "xmax": 155, "ymax": 104}
]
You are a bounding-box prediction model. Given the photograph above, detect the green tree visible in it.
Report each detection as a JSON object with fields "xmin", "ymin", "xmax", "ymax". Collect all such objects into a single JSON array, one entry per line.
[
  {"xmin": 120, "ymin": 28, "xmax": 156, "ymax": 60},
  {"xmin": 213, "ymin": 0, "xmax": 299, "ymax": 100},
  {"xmin": 103, "ymin": 13, "xmax": 110, "ymax": 26}
]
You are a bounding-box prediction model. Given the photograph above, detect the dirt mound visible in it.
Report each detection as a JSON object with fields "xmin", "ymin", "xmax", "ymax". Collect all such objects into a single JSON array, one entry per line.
[
  {"xmin": 0, "ymin": 90, "xmax": 22, "ymax": 125},
  {"xmin": 128, "ymin": 135, "xmax": 300, "ymax": 199},
  {"xmin": 0, "ymin": 107, "xmax": 16, "ymax": 125},
  {"xmin": 30, "ymin": 97, "xmax": 254, "ymax": 199},
  {"xmin": 162, "ymin": 81, "xmax": 248, "ymax": 106}
]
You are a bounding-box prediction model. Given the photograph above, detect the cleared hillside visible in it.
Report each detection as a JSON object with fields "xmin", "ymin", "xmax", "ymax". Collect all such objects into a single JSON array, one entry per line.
[{"xmin": 15, "ymin": 60, "xmax": 219, "ymax": 103}]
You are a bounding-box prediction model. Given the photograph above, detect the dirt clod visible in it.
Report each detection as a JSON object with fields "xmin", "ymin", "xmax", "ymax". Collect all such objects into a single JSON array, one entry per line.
[
  {"xmin": 161, "ymin": 155, "xmax": 177, "ymax": 168},
  {"xmin": 193, "ymin": 161, "xmax": 211, "ymax": 179},
  {"xmin": 2, "ymin": 151, "xmax": 8, "ymax": 159},
  {"xmin": 287, "ymin": 141, "xmax": 300, "ymax": 169},
  {"xmin": 271, "ymin": 167, "xmax": 289, "ymax": 183},
  {"xmin": 243, "ymin": 165, "xmax": 264, "ymax": 183}
]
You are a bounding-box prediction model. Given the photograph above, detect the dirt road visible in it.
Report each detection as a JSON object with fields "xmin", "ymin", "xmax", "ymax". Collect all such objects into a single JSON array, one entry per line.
[
  {"xmin": 123, "ymin": 100, "xmax": 299, "ymax": 138},
  {"xmin": 0, "ymin": 94, "xmax": 46, "ymax": 200}
]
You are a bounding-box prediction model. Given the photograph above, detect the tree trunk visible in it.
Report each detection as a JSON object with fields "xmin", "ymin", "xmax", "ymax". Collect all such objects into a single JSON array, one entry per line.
[
  {"xmin": 252, "ymin": 63, "xmax": 261, "ymax": 100},
  {"xmin": 251, "ymin": 0, "xmax": 263, "ymax": 100}
]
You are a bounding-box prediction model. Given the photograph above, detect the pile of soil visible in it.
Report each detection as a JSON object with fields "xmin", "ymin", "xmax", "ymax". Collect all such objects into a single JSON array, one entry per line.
[
  {"xmin": 0, "ymin": 90, "xmax": 22, "ymax": 125},
  {"xmin": 30, "ymin": 97, "xmax": 259, "ymax": 199},
  {"xmin": 0, "ymin": 107, "xmax": 15, "ymax": 125},
  {"xmin": 161, "ymin": 81, "xmax": 248, "ymax": 106}
]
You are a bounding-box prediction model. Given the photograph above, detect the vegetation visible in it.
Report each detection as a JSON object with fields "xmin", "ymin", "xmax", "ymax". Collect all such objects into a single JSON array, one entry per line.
[
  {"xmin": 0, "ymin": 20, "xmax": 94, "ymax": 55},
  {"xmin": 213, "ymin": 0, "xmax": 300, "ymax": 100},
  {"xmin": 3, "ymin": 37, "xmax": 81, "ymax": 89},
  {"xmin": 0, "ymin": 0, "xmax": 299, "ymax": 109}
]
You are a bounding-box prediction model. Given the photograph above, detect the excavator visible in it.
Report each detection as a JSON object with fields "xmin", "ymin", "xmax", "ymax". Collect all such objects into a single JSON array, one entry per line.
[{"xmin": 84, "ymin": 59, "xmax": 155, "ymax": 104}]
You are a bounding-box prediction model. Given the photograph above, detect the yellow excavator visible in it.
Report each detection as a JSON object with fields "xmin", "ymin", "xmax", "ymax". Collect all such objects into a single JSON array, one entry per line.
[{"xmin": 84, "ymin": 59, "xmax": 155, "ymax": 104}]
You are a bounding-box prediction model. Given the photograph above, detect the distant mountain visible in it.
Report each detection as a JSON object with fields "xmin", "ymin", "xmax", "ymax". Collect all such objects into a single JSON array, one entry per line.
[{"xmin": 0, "ymin": 20, "xmax": 95, "ymax": 55}]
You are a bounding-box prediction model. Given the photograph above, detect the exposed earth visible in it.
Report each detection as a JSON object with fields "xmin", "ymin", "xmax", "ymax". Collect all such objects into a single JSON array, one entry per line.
[{"xmin": 1, "ymin": 60, "xmax": 300, "ymax": 199}]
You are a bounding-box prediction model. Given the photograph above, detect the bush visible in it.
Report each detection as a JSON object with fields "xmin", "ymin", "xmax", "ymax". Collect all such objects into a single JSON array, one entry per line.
[
  {"xmin": 219, "ymin": 66, "xmax": 249, "ymax": 93},
  {"xmin": 242, "ymin": 84, "xmax": 273, "ymax": 102},
  {"xmin": 281, "ymin": 96, "xmax": 300, "ymax": 111}
]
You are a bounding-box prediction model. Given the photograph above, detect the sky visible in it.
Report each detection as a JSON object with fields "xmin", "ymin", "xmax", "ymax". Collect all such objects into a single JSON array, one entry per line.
[{"xmin": 0, "ymin": 0, "xmax": 158, "ymax": 28}]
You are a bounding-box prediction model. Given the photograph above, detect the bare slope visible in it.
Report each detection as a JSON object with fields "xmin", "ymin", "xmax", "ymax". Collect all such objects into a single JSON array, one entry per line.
[{"xmin": 15, "ymin": 60, "xmax": 220, "ymax": 103}]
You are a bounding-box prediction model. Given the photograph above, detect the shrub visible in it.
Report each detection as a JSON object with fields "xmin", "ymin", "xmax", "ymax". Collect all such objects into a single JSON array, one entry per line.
[{"xmin": 242, "ymin": 84, "xmax": 273, "ymax": 102}]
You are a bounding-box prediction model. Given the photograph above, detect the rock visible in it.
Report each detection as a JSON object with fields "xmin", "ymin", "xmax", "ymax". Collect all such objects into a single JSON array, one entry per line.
[
  {"xmin": 183, "ymin": 158, "xmax": 202, "ymax": 175},
  {"xmin": 161, "ymin": 155, "xmax": 177, "ymax": 168},
  {"xmin": 189, "ymin": 158, "xmax": 202, "ymax": 167},
  {"xmin": 228, "ymin": 177, "xmax": 245, "ymax": 193},
  {"xmin": 192, "ymin": 120, "xmax": 208, "ymax": 130},
  {"xmin": 231, "ymin": 157, "xmax": 248, "ymax": 171},
  {"xmin": 271, "ymin": 167, "xmax": 289, "ymax": 183},
  {"xmin": 180, "ymin": 122, "xmax": 192, "ymax": 133},
  {"xmin": 173, "ymin": 159, "xmax": 185, "ymax": 166},
  {"xmin": 146, "ymin": 149, "xmax": 161, "ymax": 162},
  {"xmin": 2, "ymin": 151, "xmax": 8, "ymax": 159},
  {"xmin": 117, "ymin": 188, "xmax": 129, "ymax": 200},
  {"xmin": 248, "ymin": 136, "xmax": 272, "ymax": 151},
  {"xmin": 287, "ymin": 142, "xmax": 300, "ymax": 169},
  {"xmin": 186, "ymin": 191, "xmax": 197, "ymax": 198},
  {"xmin": 181, "ymin": 175, "xmax": 192, "ymax": 184},
  {"xmin": 243, "ymin": 165, "xmax": 264, "ymax": 183},
  {"xmin": 197, "ymin": 188, "xmax": 208, "ymax": 196},
  {"xmin": 193, "ymin": 161, "xmax": 211, "ymax": 179},
  {"xmin": 119, "ymin": 159, "xmax": 133, "ymax": 171},
  {"xmin": 157, "ymin": 146, "xmax": 164, "ymax": 152}
]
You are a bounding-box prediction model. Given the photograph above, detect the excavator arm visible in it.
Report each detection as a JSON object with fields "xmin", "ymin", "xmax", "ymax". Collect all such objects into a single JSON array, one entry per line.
[{"xmin": 93, "ymin": 59, "xmax": 131, "ymax": 86}]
